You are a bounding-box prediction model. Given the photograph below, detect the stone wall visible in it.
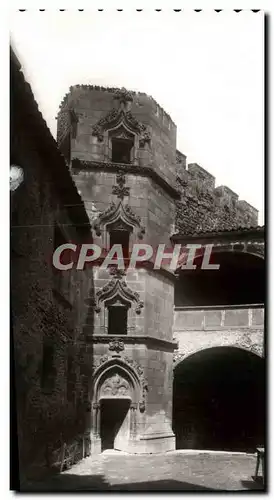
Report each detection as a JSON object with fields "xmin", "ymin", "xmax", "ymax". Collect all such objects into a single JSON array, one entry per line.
[
  {"xmin": 11, "ymin": 105, "xmax": 93, "ymax": 482},
  {"xmin": 176, "ymin": 160, "xmax": 259, "ymax": 233},
  {"xmin": 72, "ymin": 168, "xmax": 175, "ymax": 250},
  {"xmin": 173, "ymin": 306, "xmax": 264, "ymax": 360},
  {"xmin": 144, "ymin": 271, "xmax": 174, "ymax": 342}
]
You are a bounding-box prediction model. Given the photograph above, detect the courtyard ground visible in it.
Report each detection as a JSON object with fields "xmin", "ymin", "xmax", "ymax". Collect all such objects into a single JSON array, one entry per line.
[{"xmin": 23, "ymin": 450, "xmax": 265, "ymax": 492}]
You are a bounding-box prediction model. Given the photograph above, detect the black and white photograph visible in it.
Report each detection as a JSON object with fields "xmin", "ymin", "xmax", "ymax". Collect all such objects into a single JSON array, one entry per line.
[{"xmin": 9, "ymin": 8, "xmax": 266, "ymax": 492}]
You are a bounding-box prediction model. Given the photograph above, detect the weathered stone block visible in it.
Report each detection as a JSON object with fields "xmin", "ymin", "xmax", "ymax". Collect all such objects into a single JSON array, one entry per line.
[
  {"xmin": 224, "ymin": 309, "xmax": 249, "ymax": 327},
  {"xmin": 204, "ymin": 310, "xmax": 222, "ymax": 328},
  {"xmin": 252, "ymin": 308, "xmax": 264, "ymax": 326},
  {"xmin": 174, "ymin": 311, "xmax": 204, "ymax": 330}
]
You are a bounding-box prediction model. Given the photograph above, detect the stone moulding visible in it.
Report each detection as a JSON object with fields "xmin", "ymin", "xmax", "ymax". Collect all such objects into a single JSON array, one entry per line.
[
  {"xmin": 71, "ymin": 159, "xmax": 180, "ymax": 200},
  {"xmin": 88, "ymin": 335, "xmax": 178, "ymax": 352},
  {"xmin": 171, "ymin": 233, "xmax": 265, "ymax": 261},
  {"xmin": 173, "ymin": 341, "xmax": 264, "ymax": 368}
]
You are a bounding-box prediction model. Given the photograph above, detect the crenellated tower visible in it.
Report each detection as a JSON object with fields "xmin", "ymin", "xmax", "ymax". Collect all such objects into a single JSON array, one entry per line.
[{"xmin": 57, "ymin": 85, "xmax": 178, "ymax": 453}]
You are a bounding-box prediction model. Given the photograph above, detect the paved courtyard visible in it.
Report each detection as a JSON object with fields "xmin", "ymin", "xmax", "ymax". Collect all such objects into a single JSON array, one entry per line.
[{"xmin": 25, "ymin": 450, "xmax": 265, "ymax": 492}]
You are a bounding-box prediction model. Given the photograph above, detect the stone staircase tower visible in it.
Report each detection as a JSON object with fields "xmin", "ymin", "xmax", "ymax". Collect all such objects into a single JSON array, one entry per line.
[{"xmin": 57, "ymin": 85, "xmax": 178, "ymax": 453}]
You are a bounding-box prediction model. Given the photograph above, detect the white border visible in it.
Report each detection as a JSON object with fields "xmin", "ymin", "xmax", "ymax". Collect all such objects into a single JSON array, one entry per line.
[{"xmin": 3, "ymin": 2, "xmax": 271, "ymax": 499}]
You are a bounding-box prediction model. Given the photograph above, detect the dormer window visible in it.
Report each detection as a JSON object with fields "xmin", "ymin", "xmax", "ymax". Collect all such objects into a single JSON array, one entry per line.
[
  {"xmin": 108, "ymin": 299, "xmax": 128, "ymax": 335},
  {"xmin": 112, "ymin": 138, "xmax": 133, "ymax": 164},
  {"xmin": 108, "ymin": 219, "xmax": 132, "ymax": 259},
  {"xmin": 109, "ymin": 126, "xmax": 135, "ymax": 164}
]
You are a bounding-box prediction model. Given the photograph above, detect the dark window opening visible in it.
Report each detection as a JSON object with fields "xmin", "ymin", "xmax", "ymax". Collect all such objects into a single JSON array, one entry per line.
[
  {"xmin": 111, "ymin": 138, "xmax": 133, "ymax": 164},
  {"xmin": 108, "ymin": 303, "xmax": 128, "ymax": 335},
  {"xmin": 109, "ymin": 230, "xmax": 130, "ymax": 258},
  {"xmin": 41, "ymin": 342, "xmax": 55, "ymax": 393}
]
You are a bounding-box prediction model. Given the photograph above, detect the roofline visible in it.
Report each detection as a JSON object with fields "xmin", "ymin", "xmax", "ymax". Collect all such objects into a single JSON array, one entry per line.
[
  {"xmin": 10, "ymin": 48, "xmax": 91, "ymax": 235},
  {"xmin": 171, "ymin": 226, "xmax": 265, "ymax": 243}
]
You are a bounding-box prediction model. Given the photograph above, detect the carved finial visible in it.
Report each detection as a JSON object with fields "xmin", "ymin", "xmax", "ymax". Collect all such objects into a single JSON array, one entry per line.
[
  {"xmin": 114, "ymin": 87, "xmax": 134, "ymax": 103},
  {"xmin": 109, "ymin": 267, "xmax": 126, "ymax": 278}
]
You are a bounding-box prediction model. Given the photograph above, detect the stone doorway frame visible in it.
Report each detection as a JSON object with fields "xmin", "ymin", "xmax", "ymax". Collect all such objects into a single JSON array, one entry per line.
[{"xmin": 90, "ymin": 358, "xmax": 142, "ymax": 453}]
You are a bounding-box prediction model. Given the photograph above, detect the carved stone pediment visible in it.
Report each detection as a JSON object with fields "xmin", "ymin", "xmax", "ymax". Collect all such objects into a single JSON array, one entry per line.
[
  {"xmin": 109, "ymin": 125, "xmax": 134, "ymax": 141},
  {"xmin": 91, "ymin": 109, "xmax": 151, "ymax": 148},
  {"xmin": 93, "ymin": 355, "xmax": 148, "ymax": 410},
  {"xmin": 93, "ymin": 201, "xmax": 145, "ymax": 238},
  {"xmin": 95, "ymin": 277, "xmax": 144, "ymax": 315}
]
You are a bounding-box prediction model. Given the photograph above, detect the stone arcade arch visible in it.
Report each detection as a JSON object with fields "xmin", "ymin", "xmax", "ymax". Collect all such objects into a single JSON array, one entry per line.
[
  {"xmin": 175, "ymin": 250, "xmax": 265, "ymax": 307},
  {"xmin": 172, "ymin": 346, "xmax": 265, "ymax": 452},
  {"xmin": 90, "ymin": 358, "xmax": 143, "ymax": 453}
]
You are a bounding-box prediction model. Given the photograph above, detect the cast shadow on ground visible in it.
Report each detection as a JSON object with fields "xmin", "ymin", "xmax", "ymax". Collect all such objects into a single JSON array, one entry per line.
[
  {"xmin": 23, "ymin": 473, "xmax": 217, "ymax": 492},
  {"xmin": 24, "ymin": 474, "xmax": 265, "ymax": 493},
  {"xmin": 22, "ymin": 472, "xmax": 266, "ymax": 492}
]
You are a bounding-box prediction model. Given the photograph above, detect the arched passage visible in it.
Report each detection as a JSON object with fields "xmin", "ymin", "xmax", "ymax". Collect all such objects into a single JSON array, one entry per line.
[
  {"xmin": 173, "ymin": 347, "xmax": 265, "ymax": 452},
  {"xmin": 175, "ymin": 251, "xmax": 264, "ymax": 306}
]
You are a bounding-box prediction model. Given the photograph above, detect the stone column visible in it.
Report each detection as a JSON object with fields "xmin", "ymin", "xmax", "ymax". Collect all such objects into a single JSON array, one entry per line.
[
  {"xmin": 93, "ymin": 402, "xmax": 101, "ymax": 438},
  {"xmin": 130, "ymin": 402, "xmax": 138, "ymax": 438}
]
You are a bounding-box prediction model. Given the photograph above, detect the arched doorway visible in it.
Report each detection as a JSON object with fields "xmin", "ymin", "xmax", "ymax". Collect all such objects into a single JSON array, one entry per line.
[
  {"xmin": 99, "ymin": 372, "xmax": 132, "ymax": 452},
  {"xmin": 91, "ymin": 359, "xmax": 142, "ymax": 453},
  {"xmin": 173, "ymin": 347, "xmax": 265, "ymax": 452}
]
